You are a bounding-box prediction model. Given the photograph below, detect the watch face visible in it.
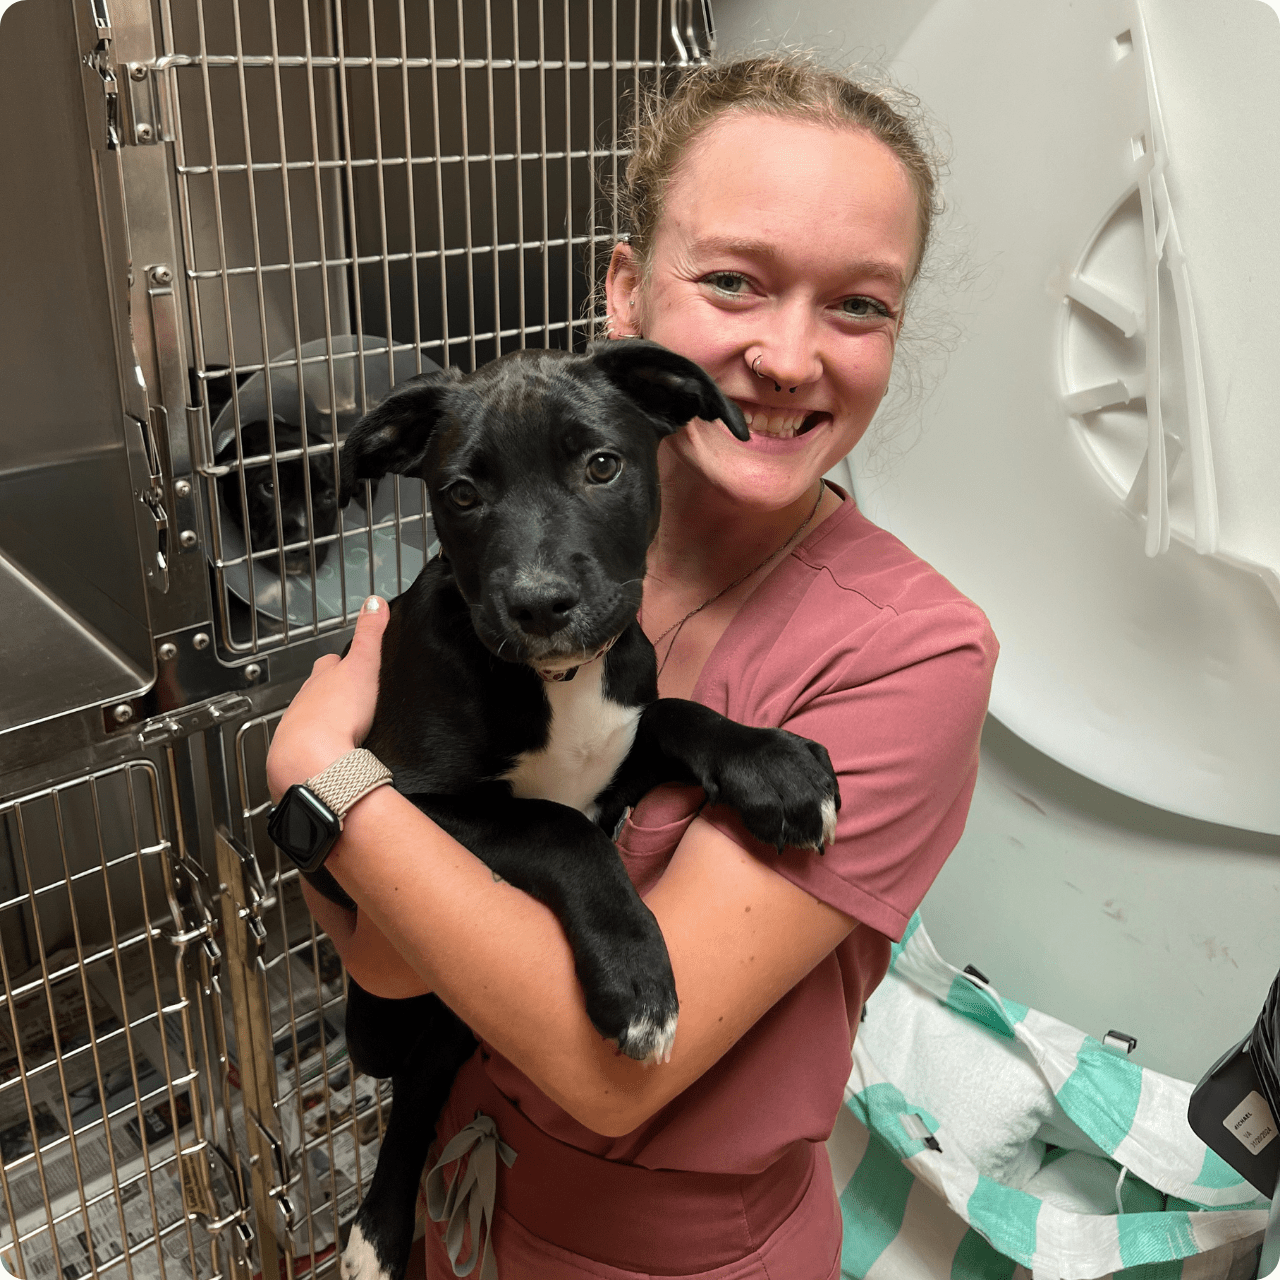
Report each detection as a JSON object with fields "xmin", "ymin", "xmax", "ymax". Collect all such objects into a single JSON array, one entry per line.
[{"xmin": 267, "ymin": 785, "xmax": 342, "ymax": 872}]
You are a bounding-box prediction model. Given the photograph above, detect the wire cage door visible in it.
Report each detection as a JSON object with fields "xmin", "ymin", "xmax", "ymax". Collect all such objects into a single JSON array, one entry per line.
[
  {"xmin": 18, "ymin": 3, "xmax": 715, "ymax": 1280},
  {"xmin": 221, "ymin": 711, "xmax": 376, "ymax": 1280},
  {"xmin": 0, "ymin": 760, "xmax": 253, "ymax": 1280},
  {"xmin": 147, "ymin": 0, "xmax": 712, "ymax": 661}
]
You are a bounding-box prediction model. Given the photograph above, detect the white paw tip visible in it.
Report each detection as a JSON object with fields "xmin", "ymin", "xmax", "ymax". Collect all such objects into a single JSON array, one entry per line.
[
  {"xmin": 620, "ymin": 1008, "xmax": 679, "ymax": 1064},
  {"xmin": 341, "ymin": 1224, "xmax": 389, "ymax": 1280},
  {"xmin": 820, "ymin": 794, "xmax": 838, "ymax": 847}
]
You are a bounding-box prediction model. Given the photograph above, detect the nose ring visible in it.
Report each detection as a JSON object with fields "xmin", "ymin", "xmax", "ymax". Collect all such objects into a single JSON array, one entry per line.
[{"xmin": 751, "ymin": 354, "xmax": 783, "ymax": 394}]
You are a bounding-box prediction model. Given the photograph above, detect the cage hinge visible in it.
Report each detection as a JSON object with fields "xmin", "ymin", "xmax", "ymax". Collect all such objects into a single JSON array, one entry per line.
[
  {"xmin": 120, "ymin": 61, "xmax": 174, "ymax": 146},
  {"xmin": 145, "ymin": 268, "xmax": 196, "ymax": 512},
  {"xmin": 137, "ymin": 693, "xmax": 253, "ymax": 747}
]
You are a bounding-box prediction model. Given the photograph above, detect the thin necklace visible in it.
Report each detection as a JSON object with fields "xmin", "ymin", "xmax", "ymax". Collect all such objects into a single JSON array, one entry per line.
[{"xmin": 651, "ymin": 480, "xmax": 825, "ymax": 677}]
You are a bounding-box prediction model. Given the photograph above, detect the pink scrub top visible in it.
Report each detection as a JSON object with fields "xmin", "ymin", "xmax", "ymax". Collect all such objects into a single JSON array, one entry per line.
[{"xmin": 480, "ymin": 488, "xmax": 998, "ymax": 1173}]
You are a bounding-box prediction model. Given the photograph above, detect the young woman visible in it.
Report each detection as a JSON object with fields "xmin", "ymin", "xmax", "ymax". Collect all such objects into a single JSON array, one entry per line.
[{"xmin": 267, "ymin": 56, "xmax": 997, "ymax": 1280}]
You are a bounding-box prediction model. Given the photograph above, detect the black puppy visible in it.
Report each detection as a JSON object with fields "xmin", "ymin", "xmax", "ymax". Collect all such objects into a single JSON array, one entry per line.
[
  {"xmin": 216, "ymin": 417, "xmax": 339, "ymax": 575},
  {"xmin": 320, "ymin": 339, "xmax": 839, "ymax": 1280}
]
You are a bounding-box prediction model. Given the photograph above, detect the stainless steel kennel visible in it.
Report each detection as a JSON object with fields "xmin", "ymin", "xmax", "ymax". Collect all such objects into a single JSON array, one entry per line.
[{"xmin": 0, "ymin": 3, "xmax": 713, "ymax": 1277}]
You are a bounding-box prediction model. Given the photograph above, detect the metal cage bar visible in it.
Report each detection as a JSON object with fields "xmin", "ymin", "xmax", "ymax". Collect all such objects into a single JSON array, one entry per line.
[{"xmin": 157, "ymin": 0, "xmax": 687, "ymax": 659}]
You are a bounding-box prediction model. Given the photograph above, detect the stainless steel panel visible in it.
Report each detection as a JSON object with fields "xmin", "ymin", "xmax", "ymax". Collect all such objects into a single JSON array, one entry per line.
[
  {"xmin": 0, "ymin": 1, "xmax": 155, "ymax": 739},
  {"xmin": 0, "ymin": 452, "xmax": 154, "ymax": 713},
  {"xmin": 0, "ymin": 551, "xmax": 145, "ymax": 738},
  {"xmin": 0, "ymin": 0, "xmax": 125, "ymax": 473}
]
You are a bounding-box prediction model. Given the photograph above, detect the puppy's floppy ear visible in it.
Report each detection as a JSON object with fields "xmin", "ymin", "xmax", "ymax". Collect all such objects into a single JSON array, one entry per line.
[
  {"xmin": 589, "ymin": 338, "xmax": 749, "ymax": 441},
  {"xmin": 339, "ymin": 367, "xmax": 463, "ymax": 507}
]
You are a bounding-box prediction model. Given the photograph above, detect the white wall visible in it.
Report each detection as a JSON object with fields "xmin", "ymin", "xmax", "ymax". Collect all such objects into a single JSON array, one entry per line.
[
  {"xmin": 718, "ymin": 0, "xmax": 1280, "ymax": 1085},
  {"xmin": 925, "ymin": 719, "xmax": 1277, "ymax": 1083},
  {"xmin": 714, "ymin": 0, "xmax": 936, "ymax": 62}
]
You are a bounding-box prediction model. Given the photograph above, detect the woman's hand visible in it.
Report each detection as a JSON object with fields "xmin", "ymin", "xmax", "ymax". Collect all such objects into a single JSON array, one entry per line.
[
  {"xmin": 266, "ymin": 595, "xmax": 391, "ymax": 802},
  {"xmin": 267, "ymin": 595, "xmax": 428, "ymax": 997}
]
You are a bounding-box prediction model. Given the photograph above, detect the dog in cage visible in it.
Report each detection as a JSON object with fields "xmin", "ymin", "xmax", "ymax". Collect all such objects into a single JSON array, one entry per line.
[
  {"xmin": 216, "ymin": 416, "xmax": 342, "ymax": 577},
  {"xmin": 301, "ymin": 339, "xmax": 839, "ymax": 1280}
]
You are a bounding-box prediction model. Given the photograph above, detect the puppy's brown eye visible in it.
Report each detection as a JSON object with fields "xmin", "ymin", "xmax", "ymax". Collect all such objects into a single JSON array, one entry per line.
[
  {"xmin": 586, "ymin": 454, "xmax": 621, "ymax": 484},
  {"xmin": 256, "ymin": 480, "xmax": 275, "ymax": 498},
  {"xmin": 447, "ymin": 481, "xmax": 480, "ymax": 510}
]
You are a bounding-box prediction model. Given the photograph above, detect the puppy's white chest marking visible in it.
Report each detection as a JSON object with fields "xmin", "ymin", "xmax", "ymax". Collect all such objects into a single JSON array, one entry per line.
[{"xmin": 502, "ymin": 660, "xmax": 640, "ymax": 816}]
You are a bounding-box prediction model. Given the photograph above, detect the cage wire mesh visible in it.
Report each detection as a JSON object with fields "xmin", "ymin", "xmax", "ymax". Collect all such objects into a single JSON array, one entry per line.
[
  {"xmin": 230, "ymin": 712, "xmax": 384, "ymax": 1279},
  {"xmin": 157, "ymin": 0, "xmax": 701, "ymax": 655},
  {"xmin": 0, "ymin": 5, "xmax": 711, "ymax": 1278},
  {"xmin": 0, "ymin": 763, "xmax": 242, "ymax": 1280}
]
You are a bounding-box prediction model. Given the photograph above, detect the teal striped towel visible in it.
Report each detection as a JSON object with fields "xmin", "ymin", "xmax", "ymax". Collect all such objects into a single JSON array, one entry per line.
[{"xmin": 834, "ymin": 915, "xmax": 1268, "ymax": 1280}]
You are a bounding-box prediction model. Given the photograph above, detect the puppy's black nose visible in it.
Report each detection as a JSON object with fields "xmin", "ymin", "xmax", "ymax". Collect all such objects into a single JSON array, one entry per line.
[{"xmin": 505, "ymin": 580, "xmax": 580, "ymax": 637}]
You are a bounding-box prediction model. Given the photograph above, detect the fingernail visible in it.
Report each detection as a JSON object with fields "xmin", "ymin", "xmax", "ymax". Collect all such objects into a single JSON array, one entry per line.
[{"xmin": 362, "ymin": 596, "xmax": 382, "ymax": 614}]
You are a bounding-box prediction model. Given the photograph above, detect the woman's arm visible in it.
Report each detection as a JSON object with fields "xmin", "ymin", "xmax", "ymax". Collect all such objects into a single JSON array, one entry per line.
[
  {"xmin": 267, "ymin": 600, "xmax": 854, "ymax": 1135},
  {"xmin": 326, "ymin": 786, "xmax": 854, "ymax": 1137},
  {"xmin": 298, "ymin": 879, "xmax": 432, "ymax": 1000}
]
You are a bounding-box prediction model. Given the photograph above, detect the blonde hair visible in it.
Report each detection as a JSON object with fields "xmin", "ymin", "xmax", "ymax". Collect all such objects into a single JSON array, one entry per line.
[{"xmin": 619, "ymin": 54, "xmax": 941, "ymax": 284}]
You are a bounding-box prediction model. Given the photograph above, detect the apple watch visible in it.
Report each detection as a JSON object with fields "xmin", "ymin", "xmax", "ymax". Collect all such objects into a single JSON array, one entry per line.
[{"xmin": 267, "ymin": 747, "xmax": 393, "ymax": 873}]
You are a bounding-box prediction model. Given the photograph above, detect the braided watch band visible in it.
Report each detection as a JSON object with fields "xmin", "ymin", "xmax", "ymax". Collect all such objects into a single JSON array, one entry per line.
[{"xmin": 306, "ymin": 748, "xmax": 393, "ymax": 826}]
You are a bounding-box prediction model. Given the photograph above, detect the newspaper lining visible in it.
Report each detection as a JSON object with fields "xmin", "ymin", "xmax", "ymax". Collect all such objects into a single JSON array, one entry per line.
[{"xmin": 2, "ymin": 935, "xmax": 387, "ymax": 1280}]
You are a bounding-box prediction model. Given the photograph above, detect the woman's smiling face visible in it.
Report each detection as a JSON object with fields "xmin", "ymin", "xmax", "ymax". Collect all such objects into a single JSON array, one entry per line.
[{"xmin": 608, "ymin": 112, "xmax": 921, "ymax": 512}]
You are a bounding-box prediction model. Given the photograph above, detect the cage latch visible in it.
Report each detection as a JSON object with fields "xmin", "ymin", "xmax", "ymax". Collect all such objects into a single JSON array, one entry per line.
[
  {"xmin": 165, "ymin": 910, "xmax": 224, "ymax": 995},
  {"xmin": 76, "ymin": 0, "xmax": 121, "ymax": 152},
  {"xmin": 75, "ymin": 2, "xmax": 173, "ymax": 150},
  {"xmin": 249, "ymin": 1113, "xmax": 298, "ymax": 1233},
  {"xmin": 186, "ymin": 1140, "xmax": 257, "ymax": 1243},
  {"xmin": 123, "ymin": 413, "xmax": 171, "ymax": 593},
  {"xmin": 137, "ymin": 693, "xmax": 253, "ymax": 747},
  {"xmin": 142, "ymin": 482, "xmax": 170, "ymax": 592}
]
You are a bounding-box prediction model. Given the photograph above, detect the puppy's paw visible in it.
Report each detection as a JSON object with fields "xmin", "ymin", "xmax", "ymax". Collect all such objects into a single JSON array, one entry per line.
[
  {"xmin": 340, "ymin": 1223, "xmax": 392, "ymax": 1280},
  {"xmin": 590, "ymin": 963, "xmax": 680, "ymax": 1065},
  {"xmin": 793, "ymin": 792, "xmax": 840, "ymax": 852},
  {"xmin": 822, "ymin": 792, "xmax": 839, "ymax": 846},
  {"xmin": 577, "ymin": 909, "xmax": 679, "ymax": 1065},
  {"xmin": 699, "ymin": 726, "xmax": 840, "ymax": 854},
  {"xmin": 616, "ymin": 1004, "xmax": 679, "ymax": 1065}
]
